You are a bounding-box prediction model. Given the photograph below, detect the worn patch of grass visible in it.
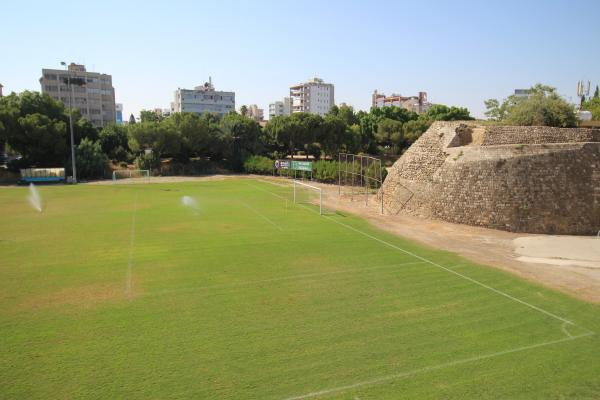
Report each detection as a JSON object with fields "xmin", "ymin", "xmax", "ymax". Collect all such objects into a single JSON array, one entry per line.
[{"xmin": 0, "ymin": 179, "xmax": 599, "ymax": 399}]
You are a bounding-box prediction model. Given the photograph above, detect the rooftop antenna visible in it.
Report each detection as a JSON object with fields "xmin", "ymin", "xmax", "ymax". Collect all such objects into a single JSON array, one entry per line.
[
  {"xmin": 577, "ymin": 80, "xmax": 584, "ymax": 109},
  {"xmin": 586, "ymin": 80, "xmax": 590, "ymax": 96}
]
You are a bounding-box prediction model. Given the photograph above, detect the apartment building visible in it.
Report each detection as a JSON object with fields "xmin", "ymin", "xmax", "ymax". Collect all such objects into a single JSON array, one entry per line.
[
  {"xmin": 514, "ymin": 89, "xmax": 532, "ymax": 98},
  {"xmin": 290, "ymin": 78, "xmax": 334, "ymax": 116},
  {"xmin": 268, "ymin": 97, "xmax": 292, "ymax": 119},
  {"xmin": 372, "ymin": 90, "xmax": 430, "ymax": 114},
  {"xmin": 40, "ymin": 63, "xmax": 116, "ymax": 128},
  {"xmin": 171, "ymin": 78, "xmax": 235, "ymax": 117},
  {"xmin": 246, "ymin": 104, "xmax": 264, "ymax": 121},
  {"xmin": 116, "ymin": 103, "xmax": 123, "ymax": 125}
]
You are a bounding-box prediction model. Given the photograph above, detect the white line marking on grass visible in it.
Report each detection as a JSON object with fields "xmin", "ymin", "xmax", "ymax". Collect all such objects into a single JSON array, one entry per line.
[
  {"xmin": 561, "ymin": 321, "xmax": 574, "ymax": 338},
  {"xmin": 257, "ymin": 178, "xmax": 293, "ymax": 188},
  {"xmin": 321, "ymin": 216, "xmax": 578, "ymax": 325},
  {"xmin": 250, "ymin": 182, "xmax": 597, "ymax": 399},
  {"xmin": 125, "ymin": 191, "xmax": 139, "ymax": 296},
  {"xmin": 251, "ymin": 183, "xmax": 595, "ymax": 334},
  {"xmin": 247, "ymin": 182, "xmax": 287, "ymax": 200},
  {"xmin": 283, "ymin": 332, "xmax": 595, "ymax": 400},
  {"xmin": 239, "ymin": 201, "xmax": 283, "ymax": 231},
  {"xmin": 145, "ymin": 261, "xmax": 426, "ymax": 297}
]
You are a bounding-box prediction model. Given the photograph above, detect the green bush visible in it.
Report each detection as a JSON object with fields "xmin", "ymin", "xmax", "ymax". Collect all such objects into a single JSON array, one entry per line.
[
  {"xmin": 243, "ymin": 155, "xmax": 273, "ymax": 175},
  {"xmin": 320, "ymin": 159, "xmax": 388, "ymax": 187},
  {"xmin": 75, "ymin": 138, "xmax": 108, "ymax": 180},
  {"xmin": 313, "ymin": 160, "xmax": 339, "ymax": 183}
]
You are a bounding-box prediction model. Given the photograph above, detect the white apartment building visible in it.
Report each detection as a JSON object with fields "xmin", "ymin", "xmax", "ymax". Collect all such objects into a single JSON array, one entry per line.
[
  {"xmin": 290, "ymin": 78, "xmax": 334, "ymax": 116},
  {"xmin": 171, "ymin": 78, "xmax": 235, "ymax": 117},
  {"xmin": 40, "ymin": 63, "xmax": 116, "ymax": 128},
  {"xmin": 268, "ymin": 97, "xmax": 292, "ymax": 119}
]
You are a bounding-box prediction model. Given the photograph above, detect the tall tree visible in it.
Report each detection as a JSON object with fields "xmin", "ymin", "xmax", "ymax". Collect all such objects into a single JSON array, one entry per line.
[
  {"xmin": 594, "ymin": 85, "xmax": 599, "ymax": 99},
  {"xmin": 140, "ymin": 109, "xmax": 163, "ymax": 123},
  {"xmin": 0, "ymin": 91, "xmax": 69, "ymax": 167},
  {"xmin": 165, "ymin": 112, "xmax": 212, "ymax": 161},
  {"xmin": 99, "ymin": 124, "xmax": 129, "ymax": 161},
  {"xmin": 220, "ymin": 113, "xmax": 262, "ymax": 171},
  {"xmin": 485, "ymin": 84, "xmax": 576, "ymax": 127},
  {"xmin": 375, "ymin": 118, "xmax": 403, "ymax": 154},
  {"xmin": 422, "ymin": 104, "xmax": 473, "ymax": 121},
  {"xmin": 129, "ymin": 114, "xmax": 136, "ymax": 124},
  {"xmin": 320, "ymin": 114, "xmax": 347, "ymax": 157}
]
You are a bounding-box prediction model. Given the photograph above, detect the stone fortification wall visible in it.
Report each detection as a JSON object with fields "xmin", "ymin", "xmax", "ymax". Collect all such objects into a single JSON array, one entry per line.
[
  {"xmin": 480, "ymin": 125, "xmax": 600, "ymax": 146},
  {"xmin": 380, "ymin": 122, "xmax": 600, "ymax": 234}
]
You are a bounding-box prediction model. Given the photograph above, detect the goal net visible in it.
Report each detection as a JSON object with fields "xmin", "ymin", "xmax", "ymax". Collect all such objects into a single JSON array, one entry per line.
[
  {"xmin": 112, "ymin": 169, "xmax": 150, "ymax": 182},
  {"xmin": 293, "ymin": 180, "xmax": 329, "ymax": 215}
]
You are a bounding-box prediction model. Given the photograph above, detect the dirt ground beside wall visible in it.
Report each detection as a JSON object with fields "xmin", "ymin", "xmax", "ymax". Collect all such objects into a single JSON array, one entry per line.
[{"xmin": 90, "ymin": 174, "xmax": 600, "ymax": 304}]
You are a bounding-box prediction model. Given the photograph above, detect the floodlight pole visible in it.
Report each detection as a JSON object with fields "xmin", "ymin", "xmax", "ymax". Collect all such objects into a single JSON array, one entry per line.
[
  {"xmin": 62, "ymin": 62, "xmax": 77, "ymax": 184},
  {"xmin": 380, "ymin": 159, "xmax": 384, "ymax": 215},
  {"xmin": 338, "ymin": 153, "xmax": 341, "ymax": 196}
]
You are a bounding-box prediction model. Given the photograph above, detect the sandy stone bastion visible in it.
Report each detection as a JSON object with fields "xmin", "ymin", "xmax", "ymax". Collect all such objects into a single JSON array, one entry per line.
[{"xmin": 380, "ymin": 121, "xmax": 600, "ymax": 234}]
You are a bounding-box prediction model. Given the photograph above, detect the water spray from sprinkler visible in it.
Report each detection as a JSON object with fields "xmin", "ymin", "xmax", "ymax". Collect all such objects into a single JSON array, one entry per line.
[
  {"xmin": 181, "ymin": 196, "xmax": 200, "ymax": 214},
  {"xmin": 27, "ymin": 183, "xmax": 42, "ymax": 212}
]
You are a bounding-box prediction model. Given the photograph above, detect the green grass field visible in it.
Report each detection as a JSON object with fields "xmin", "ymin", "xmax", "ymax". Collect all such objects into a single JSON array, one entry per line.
[{"xmin": 1, "ymin": 178, "xmax": 599, "ymax": 399}]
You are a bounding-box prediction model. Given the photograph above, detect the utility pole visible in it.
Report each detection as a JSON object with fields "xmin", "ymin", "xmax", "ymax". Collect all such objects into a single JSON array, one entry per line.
[{"xmin": 61, "ymin": 62, "xmax": 79, "ymax": 183}]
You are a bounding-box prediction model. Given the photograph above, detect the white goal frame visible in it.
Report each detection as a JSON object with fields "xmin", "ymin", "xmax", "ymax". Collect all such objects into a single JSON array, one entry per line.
[
  {"xmin": 293, "ymin": 180, "xmax": 323, "ymax": 215},
  {"xmin": 112, "ymin": 169, "xmax": 150, "ymax": 182}
]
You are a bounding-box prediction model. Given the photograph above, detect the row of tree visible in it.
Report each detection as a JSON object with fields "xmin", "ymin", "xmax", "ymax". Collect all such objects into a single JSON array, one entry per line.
[
  {"xmin": 0, "ymin": 90, "xmax": 474, "ymax": 178},
  {"xmin": 265, "ymin": 103, "xmax": 472, "ymax": 159},
  {"xmin": 6, "ymin": 83, "xmax": 582, "ymax": 179}
]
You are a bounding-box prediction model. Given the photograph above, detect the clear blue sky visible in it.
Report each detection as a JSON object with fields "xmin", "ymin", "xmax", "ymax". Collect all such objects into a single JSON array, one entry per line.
[{"xmin": 1, "ymin": 0, "xmax": 598, "ymax": 119}]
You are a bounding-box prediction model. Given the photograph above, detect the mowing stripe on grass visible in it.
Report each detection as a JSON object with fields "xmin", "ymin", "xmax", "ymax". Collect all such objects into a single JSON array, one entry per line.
[
  {"xmin": 144, "ymin": 261, "xmax": 426, "ymax": 297},
  {"xmin": 125, "ymin": 191, "xmax": 139, "ymax": 296},
  {"xmin": 283, "ymin": 332, "xmax": 595, "ymax": 400}
]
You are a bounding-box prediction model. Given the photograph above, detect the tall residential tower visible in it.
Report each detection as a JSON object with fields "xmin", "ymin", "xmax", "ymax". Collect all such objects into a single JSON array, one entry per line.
[
  {"xmin": 290, "ymin": 77, "xmax": 334, "ymax": 116},
  {"xmin": 40, "ymin": 63, "xmax": 116, "ymax": 128}
]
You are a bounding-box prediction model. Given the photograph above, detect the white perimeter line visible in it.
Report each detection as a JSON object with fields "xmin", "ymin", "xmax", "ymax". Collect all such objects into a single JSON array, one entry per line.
[
  {"xmin": 247, "ymin": 182, "xmax": 287, "ymax": 200},
  {"xmin": 248, "ymin": 181, "xmax": 597, "ymax": 399},
  {"xmin": 257, "ymin": 178, "xmax": 292, "ymax": 188},
  {"xmin": 125, "ymin": 191, "xmax": 139, "ymax": 295},
  {"xmin": 145, "ymin": 261, "xmax": 425, "ymax": 297},
  {"xmin": 322, "ymin": 215, "xmax": 578, "ymax": 326},
  {"xmin": 239, "ymin": 201, "xmax": 283, "ymax": 231},
  {"xmin": 251, "ymin": 181, "xmax": 595, "ymax": 332},
  {"xmin": 283, "ymin": 333, "xmax": 594, "ymax": 400}
]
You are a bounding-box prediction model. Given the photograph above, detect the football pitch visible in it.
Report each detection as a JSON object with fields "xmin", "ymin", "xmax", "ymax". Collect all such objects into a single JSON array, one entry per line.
[{"xmin": 1, "ymin": 178, "xmax": 599, "ymax": 399}]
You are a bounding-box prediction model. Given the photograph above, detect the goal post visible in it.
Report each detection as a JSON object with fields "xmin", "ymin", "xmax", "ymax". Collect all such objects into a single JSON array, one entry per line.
[
  {"xmin": 112, "ymin": 169, "xmax": 150, "ymax": 182},
  {"xmin": 293, "ymin": 180, "xmax": 323, "ymax": 215},
  {"xmin": 338, "ymin": 153, "xmax": 384, "ymax": 214}
]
